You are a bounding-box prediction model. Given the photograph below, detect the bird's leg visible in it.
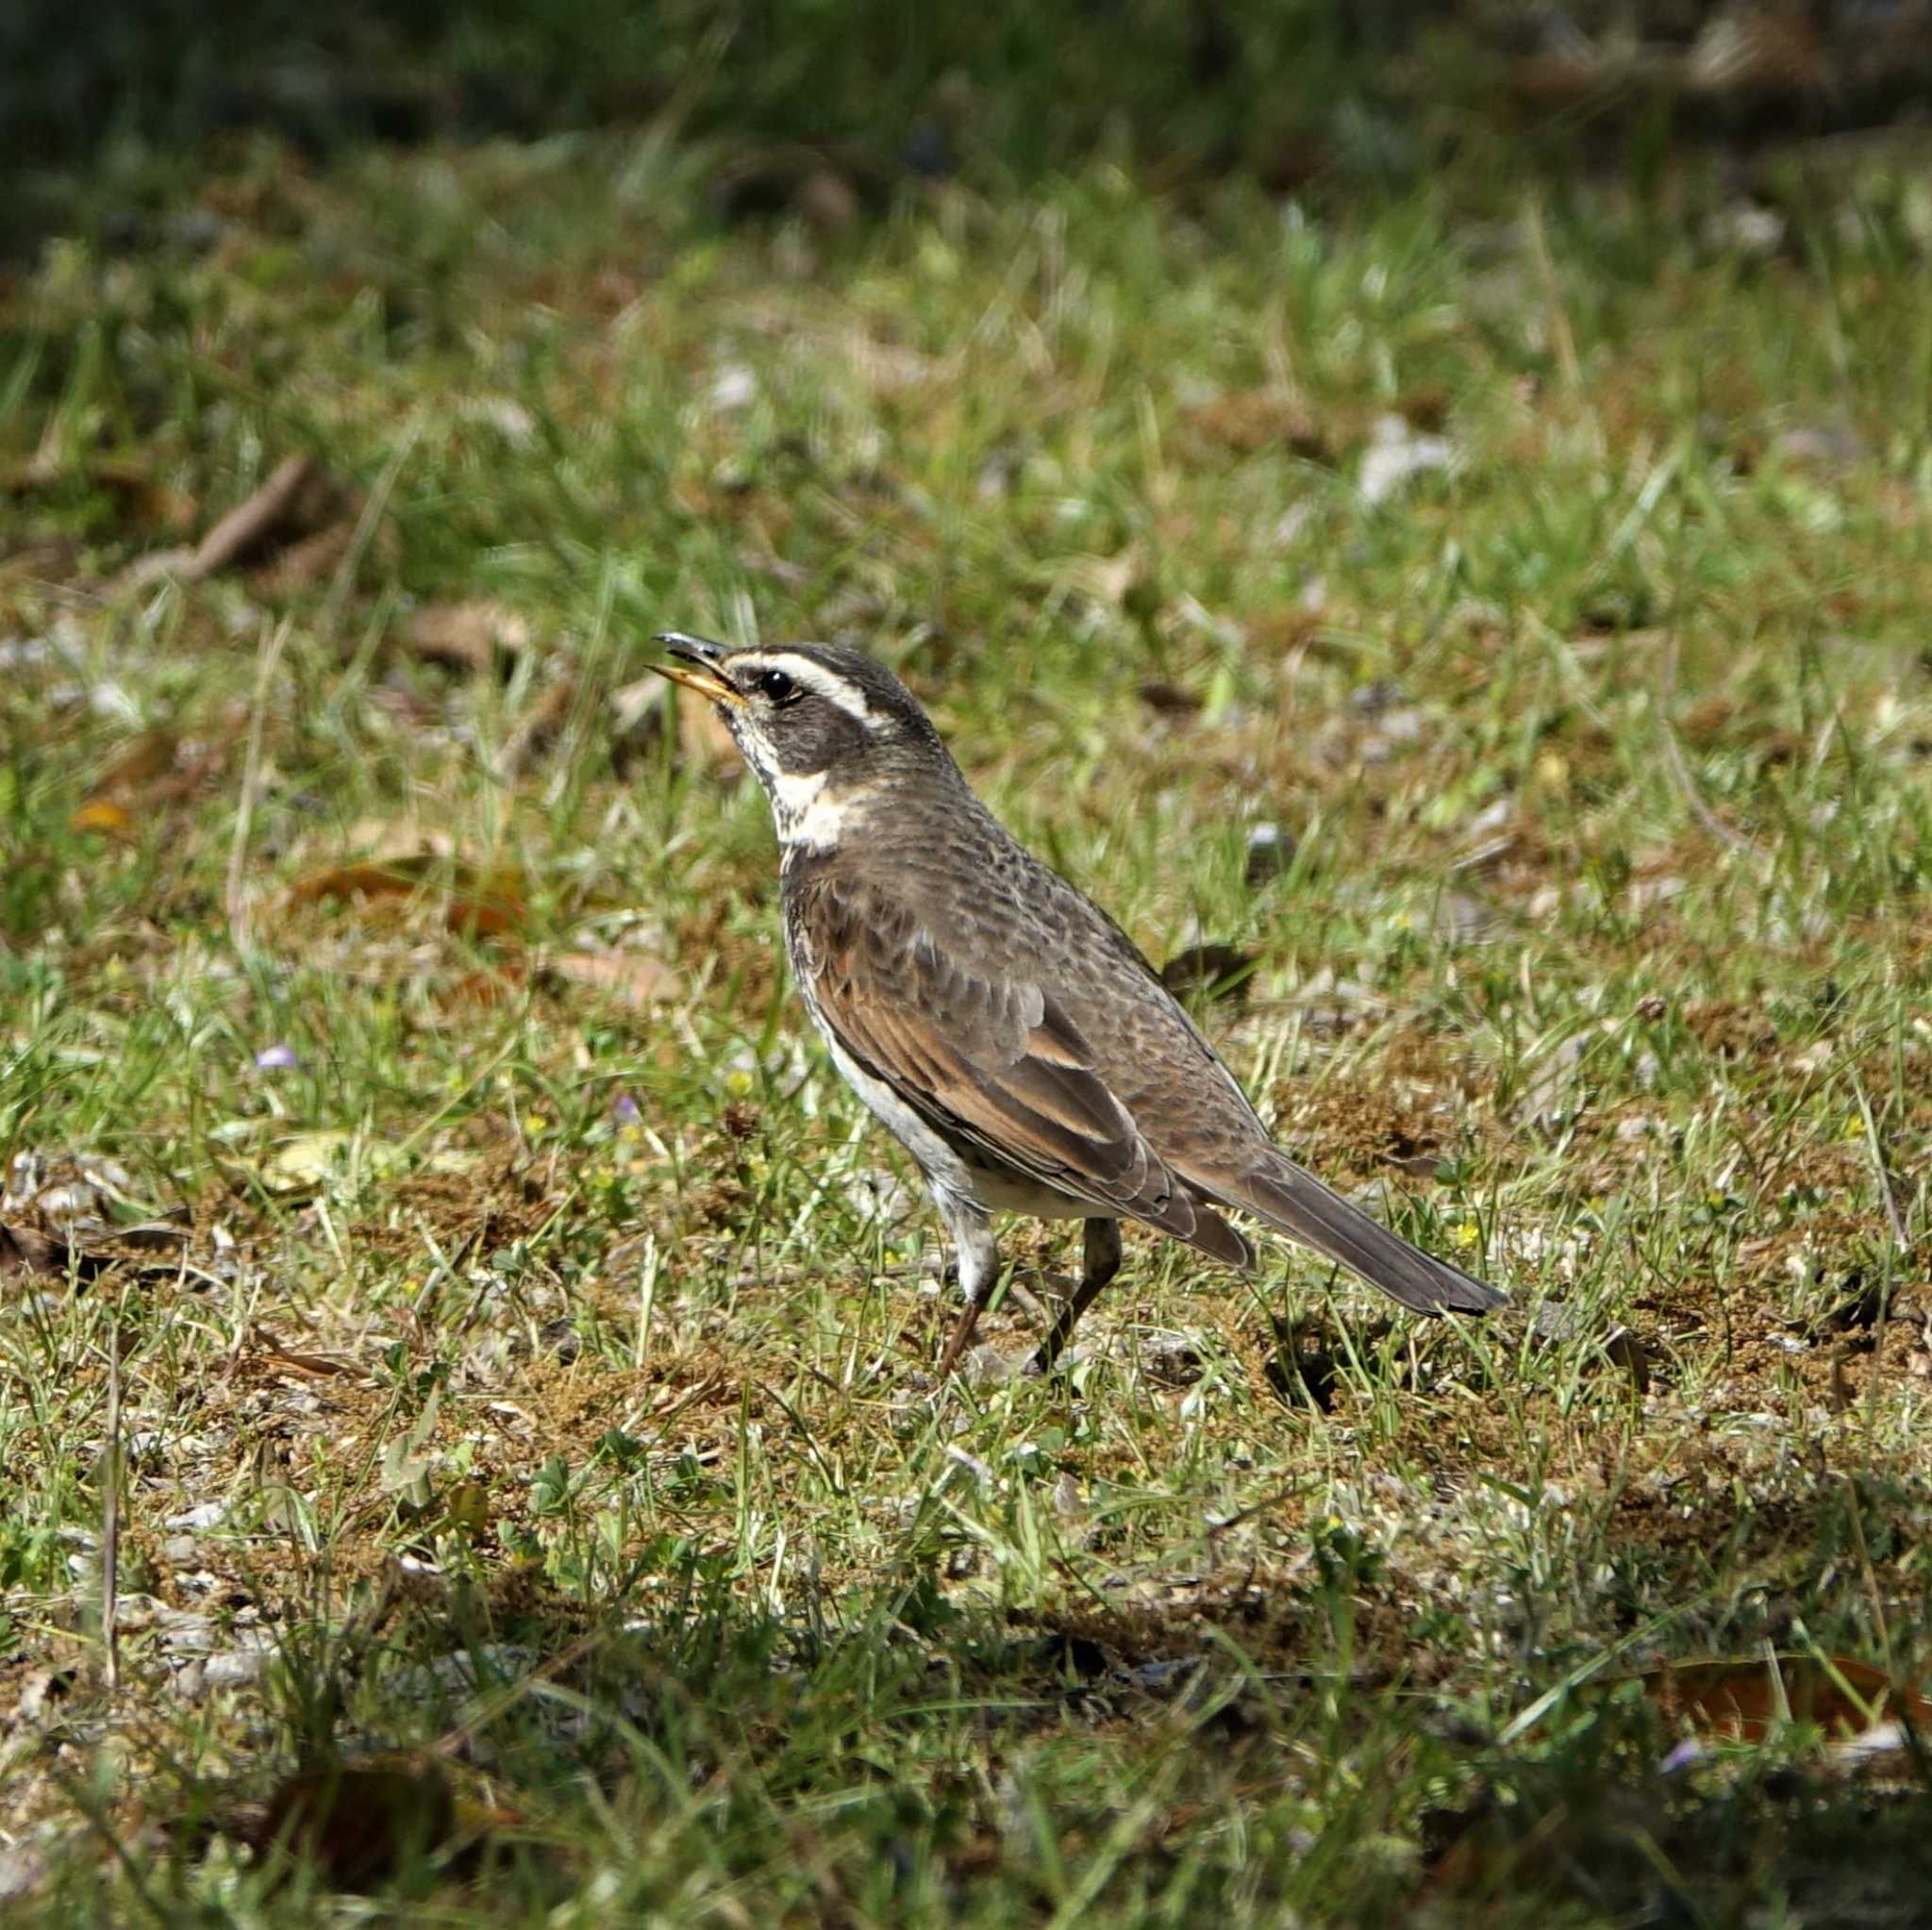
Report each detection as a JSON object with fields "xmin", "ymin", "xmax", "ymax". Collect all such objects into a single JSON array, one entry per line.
[
  {"xmin": 1028, "ymin": 1217, "xmax": 1122, "ymax": 1373},
  {"xmin": 934, "ymin": 1206, "xmax": 999, "ymax": 1381}
]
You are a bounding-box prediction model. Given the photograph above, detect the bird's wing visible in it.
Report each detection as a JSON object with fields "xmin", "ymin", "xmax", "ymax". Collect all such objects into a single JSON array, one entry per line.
[{"xmin": 794, "ymin": 873, "xmax": 1249, "ymax": 1264}]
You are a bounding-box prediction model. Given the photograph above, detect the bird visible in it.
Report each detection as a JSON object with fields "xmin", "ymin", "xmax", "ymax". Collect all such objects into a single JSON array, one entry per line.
[{"xmin": 651, "ymin": 631, "xmax": 1505, "ymax": 1380}]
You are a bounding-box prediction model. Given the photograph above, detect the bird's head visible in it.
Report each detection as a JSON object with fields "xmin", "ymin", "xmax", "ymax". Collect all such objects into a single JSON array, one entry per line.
[{"xmin": 650, "ymin": 632, "xmax": 954, "ymax": 847}]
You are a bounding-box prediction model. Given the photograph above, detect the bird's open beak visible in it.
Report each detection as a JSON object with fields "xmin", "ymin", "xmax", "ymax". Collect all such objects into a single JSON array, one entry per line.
[{"xmin": 650, "ymin": 631, "xmax": 746, "ymax": 707}]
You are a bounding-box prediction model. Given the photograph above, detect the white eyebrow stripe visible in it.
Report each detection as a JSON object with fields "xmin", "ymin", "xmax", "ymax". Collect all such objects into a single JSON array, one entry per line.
[{"xmin": 739, "ymin": 652, "xmax": 874, "ymax": 725}]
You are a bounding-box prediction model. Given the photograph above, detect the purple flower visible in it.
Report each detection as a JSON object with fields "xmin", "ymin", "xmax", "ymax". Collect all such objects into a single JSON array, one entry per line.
[
  {"xmin": 610, "ymin": 1093, "xmax": 642, "ymax": 1127},
  {"xmin": 255, "ymin": 1043, "xmax": 301, "ymax": 1072}
]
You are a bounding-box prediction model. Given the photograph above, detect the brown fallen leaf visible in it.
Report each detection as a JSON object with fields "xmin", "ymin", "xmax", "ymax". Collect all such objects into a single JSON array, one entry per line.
[
  {"xmin": 106, "ymin": 455, "xmax": 369, "ymax": 596},
  {"xmin": 3, "ymin": 453, "xmax": 196, "ymax": 531},
  {"xmin": 186, "ymin": 455, "xmax": 317, "ymax": 579},
  {"xmin": 0, "ymin": 1214, "xmax": 185, "ymax": 1285},
  {"xmin": 497, "ymin": 674, "xmax": 578, "ymax": 774},
  {"xmin": 249, "ymin": 1757, "xmax": 456, "ymax": 1891},
  {"xmin": 90, "ymin": 455, "xmax": 198, "ymax": 532},
  {"xmin": 0, "ymin": 538, "xmax": 83, "ymax": 589},
  {"xmin": 95, "ymin": 727, "xmax": 184, "ymax": 793},
  {"xmin": 250, "ymin": 1323, "xmax": 363, "ymax": 1380},
  {"xmin": 1158, "ymin": 942, "xmax": 1255, "ymax": 1005},
  {"xmin": 0, "ymin": 1223, "xmax": 76, "ymax": 1280},
  {"xmin": 1600, "ymin": 1324, "xmax": 1652, "ymax": 1395},
  {"xmin": 252, "ymin": 517, "xmax": 354, "ymax": 596},
  {"xmin": 1637, "ymin": 1653, "xmax": 1932, "ymax": 1748},
  {"xmin": 441, "ymin": 956, "xmax": 531, "ymax": 1008},
  {"xmin": 70, "ymin": 726, "xmax": 225, "ymax": 833},
  {"xmin": 678, "ymin": 690, "xmax": 741, "ymax": 773},
  {"xmin": 1184, "ymin": 391, "xmax": 1331, "ymax": 460},
  {"xmin": 546, "ymin": 949, "xmax": 682, "ymax": 1008},
  {"xmin": 611, "ymin": 674, "xmax": 745, "ymax": 778},
  {"xmin": 404, "ymin": 600, "xmax": 531, "ymax": 674},
  {"xmin": 70, "ymin": 799, "xmax": 135, "ymax": 837},
  {"xmin": 1138, "ymin": 678, "xmax": 1202, "ymax": 717},
  {"xmin": 282, "ymin": 857, "xmax": 527, "ymax": 939}
]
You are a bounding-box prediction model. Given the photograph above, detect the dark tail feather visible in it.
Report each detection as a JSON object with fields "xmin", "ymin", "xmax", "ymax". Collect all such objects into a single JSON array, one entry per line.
[
  {"xmin": 1177, "ymin": 1196, "xmax": 1256, "ymax": 1273},
  {"xmin": 1228, "ymin": 1158, "xmax": 1505, "ymax": 1315},
  {"xmin": 1140, "ymin": 1183, "xmax": 1256, "ymax": 1273}
]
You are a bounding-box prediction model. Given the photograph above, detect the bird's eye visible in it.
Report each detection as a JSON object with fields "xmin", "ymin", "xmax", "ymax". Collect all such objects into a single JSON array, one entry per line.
[{"xmin": 752, "ymin": 668, "xmax": 800, "ymax": 705}]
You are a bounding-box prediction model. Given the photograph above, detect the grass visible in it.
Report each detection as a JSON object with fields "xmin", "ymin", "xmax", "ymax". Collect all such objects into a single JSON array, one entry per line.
[{"xmin": 2, "ymin": 116, "xmax": 1931, "ymax": 1924}]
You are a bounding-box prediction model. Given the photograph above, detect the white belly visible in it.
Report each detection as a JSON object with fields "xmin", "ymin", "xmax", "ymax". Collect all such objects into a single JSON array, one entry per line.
[{"xmin": 813, "ymin": 1020, "xmax": 1099, "ymax": 1222}]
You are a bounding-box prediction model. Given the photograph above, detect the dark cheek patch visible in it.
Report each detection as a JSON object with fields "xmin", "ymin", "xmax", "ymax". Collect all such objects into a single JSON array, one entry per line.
[{"xmin": 770, "ymin": 702, "xmax": 866, "ymax": 774}]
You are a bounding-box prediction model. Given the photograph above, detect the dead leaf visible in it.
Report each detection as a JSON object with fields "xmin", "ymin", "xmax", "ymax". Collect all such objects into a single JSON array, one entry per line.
[
  {"xmin": 497, "ymin": 675, "xmax": 578, "ymax": 775},
  {"xmin": 94, "ymin": 728, "xmax": 183, "ymax": 793},
  {"xmin": 546, "ymin": 949, "xmax": 683, "ymax": 1009},
  {"xmin": 404, "ymin": 601, "xmax": 531, "ymax": 674},
  {"xmin": 3, "ymin": 454, "xmax": 195, "ymax": 530},
  {"xmin": 0, "ymin": 539, "xmax": 82, "ymax": 589},
  {"xmin": 614, "ymin": 674, "xmax": 741, "ymax": 775},
  {"xmin": 252, "ymin": 518, "xmax": 353, "ymax": 596},
  {"xmin": 1637, "ymin": 1653, "xmax": 1932, "ymax": 1749},
  {"xmin": 250, "ymin": 1324, "xmax": 363, "ymax": 1380},
  {"xmin": 282, "ymin": 857, "xmax": 527, "ymax": 938},
  {"xmin": 186, "ymin": 455, "xmax": 317, "ymax": 579},
  {"xmin": 1137, "ymin": 678, "xmax": 1201, "ymax": 717},
  {"xmin": 1600, "ymin": 1325, "xmax": 1652, "ymax": 1395},
  {"xmin": 71, "ymin": 727, "xmax": 224, "ymax": 832},
  {"xmin": 0, "ymin": 1223, "xmax": 75, "ymax": 1280},
  {"xmin": 69, "ymin": 799, "xmax": 134, "ymax": 837},
  {"xmin": 89, "ymin": 456, "xmax": 197, "ymax": 531},
  {"xmin": 250, "ymin": 1758, "xmax": 456, "ymax": 1890},
  {"xmin": 0, "ymin": 1211, "xmax": 186, "ymax": 1284},
  {"xmin": 441, "ymin": 956, "xmax": 530, "ymax": 1008},
  {"xmin": 1184, "ymin": 391, "xmax": 1330, "ymax": 460},
  {"xmin": 223, "ymin": 1130, "xmax": 479, "ymax": 1201},
  {"xmin": 1159, "ymin": 942, "xmax": 1255, "ymax": 1005},
  {"xmin": 105, "ymin": 455, "xmax": 370, "ymax": 596}
]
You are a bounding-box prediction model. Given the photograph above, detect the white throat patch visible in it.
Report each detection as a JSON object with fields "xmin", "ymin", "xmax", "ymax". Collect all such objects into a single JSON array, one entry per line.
[{"xmin": 769, "ymin": 767, "xmax": 854, "ymax": 850}]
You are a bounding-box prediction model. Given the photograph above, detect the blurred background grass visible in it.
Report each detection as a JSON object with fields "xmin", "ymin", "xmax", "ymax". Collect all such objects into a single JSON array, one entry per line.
[
  {"xmin": 14, "ymin": 2, "xmax": 1932, "ymax": 233},
  {"xmin": 9, "ymin": 0, "xmax": 1400, "ymax": 190}
]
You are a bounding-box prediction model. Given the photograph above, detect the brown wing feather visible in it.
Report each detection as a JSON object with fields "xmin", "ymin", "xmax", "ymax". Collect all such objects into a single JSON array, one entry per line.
[{"xmin": 798, "ymin": 873, "xmax": 1248, "ymax": 1265}]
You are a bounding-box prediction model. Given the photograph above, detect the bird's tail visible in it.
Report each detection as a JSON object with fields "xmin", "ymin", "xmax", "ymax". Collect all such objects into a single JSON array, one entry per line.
[{"xmin": 1223, "ymin": 1156, "xmax": 1505, "ymax": 1315}]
